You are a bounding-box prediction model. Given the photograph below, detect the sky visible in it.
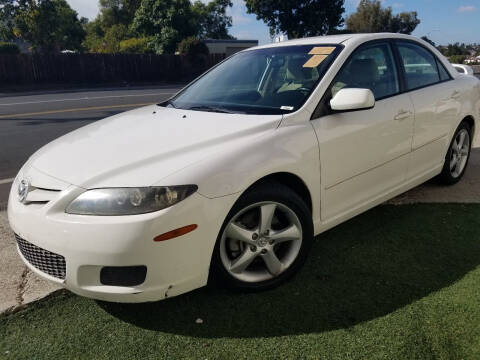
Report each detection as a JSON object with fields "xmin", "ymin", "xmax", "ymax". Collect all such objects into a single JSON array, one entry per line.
[{"xmin": 66, "ymin": 0, "xmax": 480, "ymax": 46}]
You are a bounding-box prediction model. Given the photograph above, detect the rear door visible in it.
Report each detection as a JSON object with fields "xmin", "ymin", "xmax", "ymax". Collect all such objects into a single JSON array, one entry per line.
[
  {"xmin": 395, "ymin": 41, "xmax": 461, "ymax": 178},
  {"xmin": 311, "ymin": 41, "xmax": 415, "ymax": 221}
]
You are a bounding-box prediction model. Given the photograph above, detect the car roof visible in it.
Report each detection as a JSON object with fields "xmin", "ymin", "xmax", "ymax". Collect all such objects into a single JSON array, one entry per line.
[
  {"xmin": 249, "ymin": 33, "xmax": 424, "ymax": 50},
  {"xmin": 243, "ymin": 32, "xmax": 460, "ymax": 80}
]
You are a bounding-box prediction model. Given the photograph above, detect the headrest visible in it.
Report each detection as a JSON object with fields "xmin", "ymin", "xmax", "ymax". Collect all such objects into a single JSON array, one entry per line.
[
  {"xmin": 286, "ymin": 57, "xmax": 313, "ymax": 81},
  {"xmin": 348, "ymin": 58, "xmax": 378, "ymax": 86}
]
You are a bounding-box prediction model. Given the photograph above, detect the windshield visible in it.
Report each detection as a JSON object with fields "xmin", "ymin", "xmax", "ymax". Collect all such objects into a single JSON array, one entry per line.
[{"xmin": 165, "ymin": 44, "xmax": 341, "ymax": 115}]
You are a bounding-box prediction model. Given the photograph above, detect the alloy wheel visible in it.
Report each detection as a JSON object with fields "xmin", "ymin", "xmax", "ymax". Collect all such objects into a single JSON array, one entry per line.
[
  {"xmin": 219, "ymin": 201, "xmax": 303, "ymax": 283},
  {"xmin": 450, "ymin": 128, "xmax": 470, "ymax": 178}
]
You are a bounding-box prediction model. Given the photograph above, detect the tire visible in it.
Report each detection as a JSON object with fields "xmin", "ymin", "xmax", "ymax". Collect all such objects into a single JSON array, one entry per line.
[
  {"xmin": 210, "ymin": 181, "xmax": 313, "ymax": 291},
  {"xmin": 438, "ymin": 121, "xmax": 472, "ymax": 185}
]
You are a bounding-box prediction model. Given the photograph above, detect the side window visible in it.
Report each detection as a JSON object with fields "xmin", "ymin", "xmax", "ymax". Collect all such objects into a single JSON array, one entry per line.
[
  {"xmin": 331, "ymin": 43, "xmax": 399, "ymax": 100},
  {"xmin": 438, "ymin": 60, "xmax": 451, "ymax": 81},
  {"xmin": 397, "ymin": 42, "xmax": 440, "ymax": 90}
]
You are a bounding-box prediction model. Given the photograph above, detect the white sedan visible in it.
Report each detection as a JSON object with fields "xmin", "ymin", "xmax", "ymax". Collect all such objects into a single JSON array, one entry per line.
[
  {"xmin": 8, "ymin": 33, "xmax": 480, "ymax": 302},
  {"xmin": 452, "ymin": 63, "xmax": 475, "ymax": 76}
]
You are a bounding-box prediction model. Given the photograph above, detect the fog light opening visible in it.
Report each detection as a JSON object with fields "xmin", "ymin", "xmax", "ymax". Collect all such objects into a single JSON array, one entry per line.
[{"xmin": 100, "ymin": 266, "xmax": 147, "ymax": 287}]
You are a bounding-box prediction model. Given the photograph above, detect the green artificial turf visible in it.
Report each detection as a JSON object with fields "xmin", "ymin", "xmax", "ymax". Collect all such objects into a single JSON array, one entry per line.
[{"xmin": 1, "ymin": 204, "xmax": 480, "ymax": 360}]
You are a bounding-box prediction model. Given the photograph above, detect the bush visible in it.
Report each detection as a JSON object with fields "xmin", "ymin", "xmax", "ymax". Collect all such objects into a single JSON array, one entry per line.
[
  {"xmin": 449, "ymin": 55, "xmax": 467, "ymax": 64},
  {"xmin": 177, "ymin": 37, "xmax": 209, "ymax": 57},
  {"xmin": 102, "ymin": 24, "xmax": 129, "ymax": 53},
  {"xmin": 119, "ymin": 37, "xmax": 152, "ymax": 54},
  {"xmin": 0, "ymin": 42, "xmax": 20, "ymax": 54}
]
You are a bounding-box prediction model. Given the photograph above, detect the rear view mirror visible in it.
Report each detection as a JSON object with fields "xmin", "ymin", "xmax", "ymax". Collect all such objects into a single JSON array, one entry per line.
[
  {"xmin": 330, "ymin": 88, "xmax": 375, "ymax": 112},
  {"xmin": 270, "ymin": 56, "xmax": 285, "ymax": 68}
]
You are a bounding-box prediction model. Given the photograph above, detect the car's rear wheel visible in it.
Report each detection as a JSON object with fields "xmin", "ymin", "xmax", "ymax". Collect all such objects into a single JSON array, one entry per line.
[
  {"xmin": 211, "ymin": 182, "xmax": 313, "ymax": 291},
  {"xmin": 438, "ymin": 121, "xmax": 472, "ymax": 185}
]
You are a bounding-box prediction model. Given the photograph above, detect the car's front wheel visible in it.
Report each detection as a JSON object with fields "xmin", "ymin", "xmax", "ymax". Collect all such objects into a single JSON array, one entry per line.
[{"xmin": 211, "ymin": 182, "xmax": 313, "ymax": 291}]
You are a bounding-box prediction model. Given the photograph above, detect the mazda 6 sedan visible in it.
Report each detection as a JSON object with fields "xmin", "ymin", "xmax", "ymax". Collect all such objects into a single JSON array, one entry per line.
[
  {"xmin": 452, "ymin": 63, "xmax": 475, "ymax": 76},
  {"xmin": 8, "ymin": 33, "xmax": 480, "ymax": 302}
]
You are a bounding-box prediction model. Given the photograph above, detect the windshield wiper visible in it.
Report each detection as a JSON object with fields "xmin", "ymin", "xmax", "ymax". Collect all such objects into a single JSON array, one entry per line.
[
  {"xmin": 158, "ymin": 99, "xmax": 176, "ymax": 108},
  {"xmin": 187, "ymin": 105, "xmax": 236, "ymax": 114}
]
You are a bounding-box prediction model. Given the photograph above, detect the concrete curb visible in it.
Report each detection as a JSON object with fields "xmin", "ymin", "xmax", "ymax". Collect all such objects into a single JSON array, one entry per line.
[
  {"xmin": 0, "ymin": 210, "xmax": 61, "ymax": 314},
  {"xmin": 387, "ymin": 148, "xmax": 480, "ymax": 204}
]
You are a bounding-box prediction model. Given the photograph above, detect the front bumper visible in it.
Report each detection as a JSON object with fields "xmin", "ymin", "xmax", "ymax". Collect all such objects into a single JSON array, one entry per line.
[{"xmin": 7, "ymin": 170, "xmax": 237, "ymax": 303}]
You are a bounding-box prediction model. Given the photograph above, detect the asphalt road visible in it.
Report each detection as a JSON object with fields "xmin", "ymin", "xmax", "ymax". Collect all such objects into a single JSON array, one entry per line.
[{"xmin": 0, "ymin": 85, "xmax": 182, "ymax": 204}]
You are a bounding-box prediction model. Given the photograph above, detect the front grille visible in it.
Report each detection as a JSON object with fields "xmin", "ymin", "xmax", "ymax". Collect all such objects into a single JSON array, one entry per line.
[
  {"xmin": 24, "ymin": 187, "xmax": 61, "ymax": 205},
  {"xmin": 15, "ymin": 234, "xmax": 66, "ymax": 280}
]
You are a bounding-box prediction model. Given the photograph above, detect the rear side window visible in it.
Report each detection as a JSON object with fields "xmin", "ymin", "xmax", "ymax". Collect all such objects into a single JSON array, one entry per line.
[
  {"xmin": 397, "ymin": 42, "xmax": 440, "ymax": 90},
  {"xmin": 438, "ymin": 60, "xmax": 451, "ymax": 81},
  {"xmin": 331, "ymin": 43, "xmax": 399, "ymax": 100}
]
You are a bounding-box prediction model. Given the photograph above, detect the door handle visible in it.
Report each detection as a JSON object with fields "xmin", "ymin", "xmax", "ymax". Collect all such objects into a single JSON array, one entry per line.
[
  {"xmin": 394, "ymin": 110, "xmax": 412, "ymax": 121},
  {"xmin": 451, "ymin": 90, "xmax": 461, "ymax": 99}
]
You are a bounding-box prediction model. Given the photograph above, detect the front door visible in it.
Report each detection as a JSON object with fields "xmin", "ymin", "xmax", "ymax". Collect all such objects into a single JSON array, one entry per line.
[{"xmin": 311, "ymin": 41, "xmax": 414, "ymax": 221}]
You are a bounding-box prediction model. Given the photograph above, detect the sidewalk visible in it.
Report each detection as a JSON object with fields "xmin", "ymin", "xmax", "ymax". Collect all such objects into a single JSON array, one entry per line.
[
  {"xmin": 0, "ymin": 210, "xmax": 60, "ymax": 314},
  {"xmin": 1, "ymin": 147, "xmax": 480, "ymax": 314}
]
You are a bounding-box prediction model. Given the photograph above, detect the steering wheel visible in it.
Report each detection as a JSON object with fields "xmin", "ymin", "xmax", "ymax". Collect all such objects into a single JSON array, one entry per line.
[{"xmin": 297, "ymin": 87, "xmax": 311, "ymax": 93}]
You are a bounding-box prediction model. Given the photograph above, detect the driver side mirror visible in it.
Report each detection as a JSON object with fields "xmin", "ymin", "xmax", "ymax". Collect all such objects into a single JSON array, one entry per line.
[{"xmin": 330, "ymin": 88, "xmax": 375, "ymax": 112}]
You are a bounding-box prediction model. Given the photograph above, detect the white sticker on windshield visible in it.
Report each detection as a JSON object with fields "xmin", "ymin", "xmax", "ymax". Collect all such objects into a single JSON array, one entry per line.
[{"xmin": 281, "ymin": 106, "xmax": 295, "ymax": 111}]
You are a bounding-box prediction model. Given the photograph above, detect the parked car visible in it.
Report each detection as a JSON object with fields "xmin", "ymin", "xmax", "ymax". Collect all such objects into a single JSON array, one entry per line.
[
  {"xmin": 452, "ymin": 63, "xmax": 475, "ymax": 76},
  {"xmin": 8, "ymin": 33, "xmax": 480, "ymax": 302}
]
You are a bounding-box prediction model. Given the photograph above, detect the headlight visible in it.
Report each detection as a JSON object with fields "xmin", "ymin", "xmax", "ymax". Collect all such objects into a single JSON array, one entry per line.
[{"xmin": 65, "ymin": 185, "xmax": 197, "ymax": 216}]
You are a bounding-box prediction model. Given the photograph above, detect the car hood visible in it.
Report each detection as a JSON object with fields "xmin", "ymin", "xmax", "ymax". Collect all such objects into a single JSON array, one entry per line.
[{"xmin": 28, "ymin": 105, "xmax": 282, "ymax": 188}]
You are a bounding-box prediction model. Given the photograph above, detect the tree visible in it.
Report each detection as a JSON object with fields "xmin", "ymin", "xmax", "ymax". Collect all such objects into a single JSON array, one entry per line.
[
  {"xmin": 389, "ymin": 11, "xmax": 419, "ymax": 34},
  {"xmin": 119, "ymin": 36, "xmax": 152, "ymax": 53},
  {"xmin": 85, "ymin": 0, "xmax": 234, "ymax": 54},
  {"xmin": 191, "ymin": 0, "xmax": 234, "ymax": 39},
  {"xmin": 83, "ymin": 19, "xmax": 105, "ymax": 52},
  {"xmin": 448, "ymin": 54, "xmax": 467, "ymax": 64},
  {"xmin": 97, "ymin": 0, "xmax": 141, "ymax": 28},
  {"xmin": 439, "ymin": 43, "xmax": 470, "ymax": 57},
  {"xmin": 83, "ymin": 0, "xmax": 142, "ymax": 53},
  {"xmin": 132, "ymin": 0, "xmax": 197, "ymax": 54},
  {"xmin": 14, "ymin": 0, "xmax": 86, "ymax": 52},
  {"xmin": 0, "ymin": 0, "xmax": 17, "ymax": 41},
  {"xmin": 245, "ymin": 0, "xmax": 345, "ymax": 39},
  {"xmin": 102, "ymin": 23, "xmax": 129, "ymax": 52},
  {"xmin": 177, "ymin": 36, "xmax": 209, "ymax": 56},
  {"xmin": 421, "ymin": 36, "xmax": 435, "ymax": 47},
  {"xmin": 346, "ymin": 0, "xmax": 420, "ymax": 34}
]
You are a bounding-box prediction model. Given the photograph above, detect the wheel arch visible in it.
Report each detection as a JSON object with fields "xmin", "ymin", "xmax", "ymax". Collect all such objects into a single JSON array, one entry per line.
[
  {"xmin": 462, "ymin": 115, "xmax": 475, "ymax": 135},
  {"xmin": 242, "ymin": 172, "xmax": 313, "ymax": 214},
  {"xmin": 209, "ymin": 171, "xmax": 315, "ymax": 289}
]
